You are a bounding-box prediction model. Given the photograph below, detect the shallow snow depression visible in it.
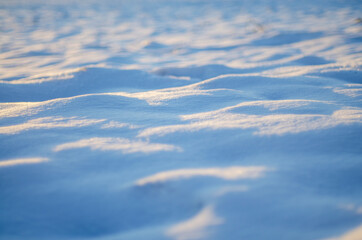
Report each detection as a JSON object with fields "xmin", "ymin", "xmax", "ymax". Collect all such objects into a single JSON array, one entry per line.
[{"xmin": 0, "ymin": 0, "xmax": 362, "ymax": 239}]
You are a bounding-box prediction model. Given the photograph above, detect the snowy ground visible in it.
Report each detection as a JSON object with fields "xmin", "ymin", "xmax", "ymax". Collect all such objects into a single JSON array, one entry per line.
[{"xmin": 1, "ymin": 0, "xmax": 362, "ymax": 239}]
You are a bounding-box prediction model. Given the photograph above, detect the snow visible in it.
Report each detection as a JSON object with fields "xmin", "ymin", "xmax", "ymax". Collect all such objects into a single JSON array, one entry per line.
[
  {"xmin": 135, "ymin": 166, "xmax": 268, "ymax": 186},
  {"xmin": 53, "ymin": 137, "xmax": 181, "ymax": 154},
  {"xmin": 0, "ymin": 0, "xmax": 362, "ymax": 239},
  {"xmin": 323, "ymin": 224, "xmax": 362, "ymax": 240},
  {"xmin": 166, "ymin": 205, "xmax": 224, "ymax": 240},
  {"xmin": 0, "ymin": 157, "xmax": 49, "ymax": 167}
]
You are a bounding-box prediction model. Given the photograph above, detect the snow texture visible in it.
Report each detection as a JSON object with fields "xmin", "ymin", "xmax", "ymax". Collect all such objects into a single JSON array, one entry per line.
[{"xmin": 0, "ymin": 0, "xmax": 362, "ymax": 239}]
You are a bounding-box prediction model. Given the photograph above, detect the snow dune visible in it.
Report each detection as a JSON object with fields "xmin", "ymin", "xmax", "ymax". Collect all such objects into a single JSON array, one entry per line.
[
  {"xmin": 0, "ymin": 157, "xmax": 49, "ymax": 167},
  {"xmin": 54, "ymin": 137, "xmax": 181, "ymax": 154},
  {"xmin": 0, "ymin": 0, "xmax": 361, "ymax": 239},
  {"xmin": 166, "ymin": 205, "xmax": 224, "ymax": 240},
  {"xmin": 135, "ymin": 166, "xmax": 268, "ymax": 186}
]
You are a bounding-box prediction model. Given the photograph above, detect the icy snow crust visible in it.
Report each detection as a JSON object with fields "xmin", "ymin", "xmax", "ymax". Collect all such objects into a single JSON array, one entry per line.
[{"xmin": 0, "ymin": 0, "xmax": 362, "ymax": 239}]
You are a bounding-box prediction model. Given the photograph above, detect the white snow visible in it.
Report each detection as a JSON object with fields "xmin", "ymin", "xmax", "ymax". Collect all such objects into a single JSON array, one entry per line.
[
  {"xmin": 53, "ymin": 137, "xmax": 181, "ymax": 154},
  {"xmin": 0, "ymin": 157, "xmax": 49, "ymax": 167},
  {"xmin": 0, "ymin": 0, "xmax": 361, "ymax": 239},
  {"xmin": 0, "ymin": 116, "xmax": 106, "ymax": 135},
  {"xmin": 139, "ymin": 108, "xmax": 362, "ymax": 137},
  {"xmin": 135, "ymin": 166, "xmax": 268, "ymax": 186},
  {"xmin": 322, "ymin": 224, "xmax": 362, "ymax": 240},
  {"xmin": 166, "ymin": 205, "xmax": 224, "ymax": 240}
]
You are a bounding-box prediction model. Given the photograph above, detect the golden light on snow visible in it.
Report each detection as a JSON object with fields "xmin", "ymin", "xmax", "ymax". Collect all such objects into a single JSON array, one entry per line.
[
  {"xmin": 166, "ymin": 205, "xmax": 224, "ymax": 240},
  {"xmin": 0, "ymin": 157, "xmax": 49, "ymax": 167},
  {"xmin": 136, "ymin": 166, "xmax": 268, "ymax": 186},
  {"xmin": 54, "ymin": 137, "xmax": 182, "ymax": 154}
]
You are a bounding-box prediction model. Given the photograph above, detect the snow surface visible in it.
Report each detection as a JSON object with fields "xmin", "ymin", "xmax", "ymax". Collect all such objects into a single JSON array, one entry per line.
[{"xmin": 0, "ymin": 0, "xmax": 362, "ymax": 239}]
